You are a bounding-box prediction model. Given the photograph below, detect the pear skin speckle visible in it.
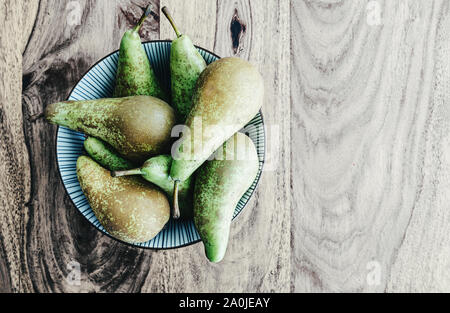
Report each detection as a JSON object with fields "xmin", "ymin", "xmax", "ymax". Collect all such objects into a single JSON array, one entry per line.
[
  {"xmin": 170, "ymin": 57, "xmax": 264, "ymax": 182},
  {"xmin": 84, "ymin": 137, "xmax": 135, "ymax": 171},
  {"xmin": 140, "ymin": 155, "xmax": 194, "ymax": 219},
  {"xmin": 76, "ymin": 156, "xmax": 170, "ymax": 243},
  {"xmin": 193, "ymin": 133, "xmax": 259, "ymax": 263},
  {"xmin": 46, "ymin": 96, "xmax": 176, "ymax": 163},
  {"xmin": 170, "ymin": 35, "xmax": 207, "ymax": 122},
  {"xmin": 114, "ymin": 30, "xmax": 168, "ymax": 101}
]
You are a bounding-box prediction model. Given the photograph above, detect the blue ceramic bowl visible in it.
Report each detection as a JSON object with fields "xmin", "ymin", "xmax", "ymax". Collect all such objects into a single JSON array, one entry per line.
[{"xmin": 56, "ymin": 41, "xmax": 265, "ymax": 249}]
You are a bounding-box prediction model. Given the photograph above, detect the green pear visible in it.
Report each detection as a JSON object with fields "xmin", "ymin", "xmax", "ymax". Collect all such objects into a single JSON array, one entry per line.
[
  {"xmin": 194, "ymin": 132, "xmax": 259, "ymax": 263},
  {"xmin": 114, "ymin": 4, "xmax": 167, "ymax": 100},
  {"xmin": 112, "ymin": 155, "xmax": 194, "ymax": 219},
  {"xmin": 169, "ymin": 57, "xmax": 264, "ymax": 210},
  {"xmin": 84, "ymin": 137, "xmax": 135, "ymax": 171},
  {"xmin": 45, "ymin": 95, "xmax": 176, "ymax": 163},
  {"xmin": 85, "ymin": 5, "xmax": 169, "ymax": 165},
  {"xmin": 162, "ymin": 7, "xmax": 207, "ymax": 122},
  {"xmin": 77, "ymin": 156, "xmax": 170, "ymax": 243}
]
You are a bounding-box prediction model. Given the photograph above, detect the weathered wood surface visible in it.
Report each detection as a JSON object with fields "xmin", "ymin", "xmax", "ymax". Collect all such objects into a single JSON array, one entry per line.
[
  {"xmin": 1, "ymin": 0, "xmax": 450, "ymax": 293},
  {"xmin": 291, "ymin": 0, "xmax": 450, "ymax": 292},
  {"xmin": 0, "ymin": 0, "xmax": 290, "ymax": 292},
  {"xmin": 21, "ymin": 0, "xmax": 164, "ymax": 293},
  {"xmin": 0, "ymin": 0, "xmax": 39, "ymax": 293},
  {"xmin": 159, "ymin": 0, "xmax": 291, "ymax": 293}
]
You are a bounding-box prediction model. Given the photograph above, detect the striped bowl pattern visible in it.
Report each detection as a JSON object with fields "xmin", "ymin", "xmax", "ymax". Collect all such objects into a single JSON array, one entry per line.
[{"xmin": 56, "ymin": 41, "xmax": 265, "ymax": 249}]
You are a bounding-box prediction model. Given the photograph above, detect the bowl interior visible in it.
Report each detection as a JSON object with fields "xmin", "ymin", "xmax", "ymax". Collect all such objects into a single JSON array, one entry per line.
[{"xmin": 56, "ymin": 41, "xmax": 265, "ymax": 249}]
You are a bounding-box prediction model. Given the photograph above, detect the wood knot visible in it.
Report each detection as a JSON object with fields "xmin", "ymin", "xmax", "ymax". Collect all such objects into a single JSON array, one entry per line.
[
  {"xmin": 230, "ymin": 9, "xmax": 247, "ymax": 54},
  {"xmin": 23, "ymin": 72, "xmax": 33, "ymax": 91}
]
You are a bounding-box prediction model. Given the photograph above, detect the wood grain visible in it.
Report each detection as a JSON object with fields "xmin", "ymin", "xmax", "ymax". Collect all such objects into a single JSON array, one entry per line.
[
  {"xmin": 0, "ymin": 0, "xmax": 290, "ymax": 292},
  {"xmin": 291, "ymin": 0, "xmax": 450, "ymax": 292},
  {"xmin": 0, "ymin": 0, "xmax": 26, "ymax": 293},
  {"xmin": 160, "ymin": 0, "xmax": 217, "ymax": 50},
  {"xmin": 140, "ymin": 0, "xmax": 290, "ymax": 293},
  {"xmin": 21, "ymin": 0, "xmax": 162, "ymax": 293},
  {"xmin": 2, "ymin": 0, "xmax": 449, "ymax": 293},
  {"xmin": 0, "ymin": 0, "xmax": 40, "ymax": 293}
]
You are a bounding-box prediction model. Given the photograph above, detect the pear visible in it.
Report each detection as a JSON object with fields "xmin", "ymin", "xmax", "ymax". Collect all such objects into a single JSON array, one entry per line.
[
  {"xmin": 162, "ymin": 7, "xmax": 207, "ymax": 122},
  {"xmin": 84, "ymin": 137, "xmax": 135, "ymax": 171},
  {"xmin": 84, "ymin": 5, "xmax": 169, "ymax": 166},
  {"xmin": 170, "ymin": 57, "xmax": 264, "ymax": 183},
  {"xmin": 114, "ymin": 4, "xmax": 167, "ymax": 100},
  {"xmin": 194, "ymin": 133, "xmax": 259, "ymax": 263},
  {"xmin": 45, "ymin": 95, "xmax": 176, "ymax": 163},
  {"xmin": 112, "ymin": 155, "xmax": 194, "ymax": 219},
  {"xmin": 76, "ymin": 156, "xmax": 170, "ymax": 243}
]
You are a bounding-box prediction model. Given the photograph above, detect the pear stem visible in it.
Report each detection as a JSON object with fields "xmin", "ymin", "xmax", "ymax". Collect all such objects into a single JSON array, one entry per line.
[
  {"xmin": 133, "ymin": 4, "xmax": 153, "ymax": 33},
  {"xmin": 111, "ymin": 168, "xmax": 142, "ymax": 177},
  {"xmin": 172, "ymin": 180, "xmax": 181, "ymax": 219},
  {"xmin": 161, "ymin": 6, "xmax": 182, "ymax": 38}
]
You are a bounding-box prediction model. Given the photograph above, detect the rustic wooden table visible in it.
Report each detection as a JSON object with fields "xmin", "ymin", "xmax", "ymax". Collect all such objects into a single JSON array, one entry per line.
[{"xmin": 0, "ymin": 0, "xmax": 449, "ymax": 293}]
